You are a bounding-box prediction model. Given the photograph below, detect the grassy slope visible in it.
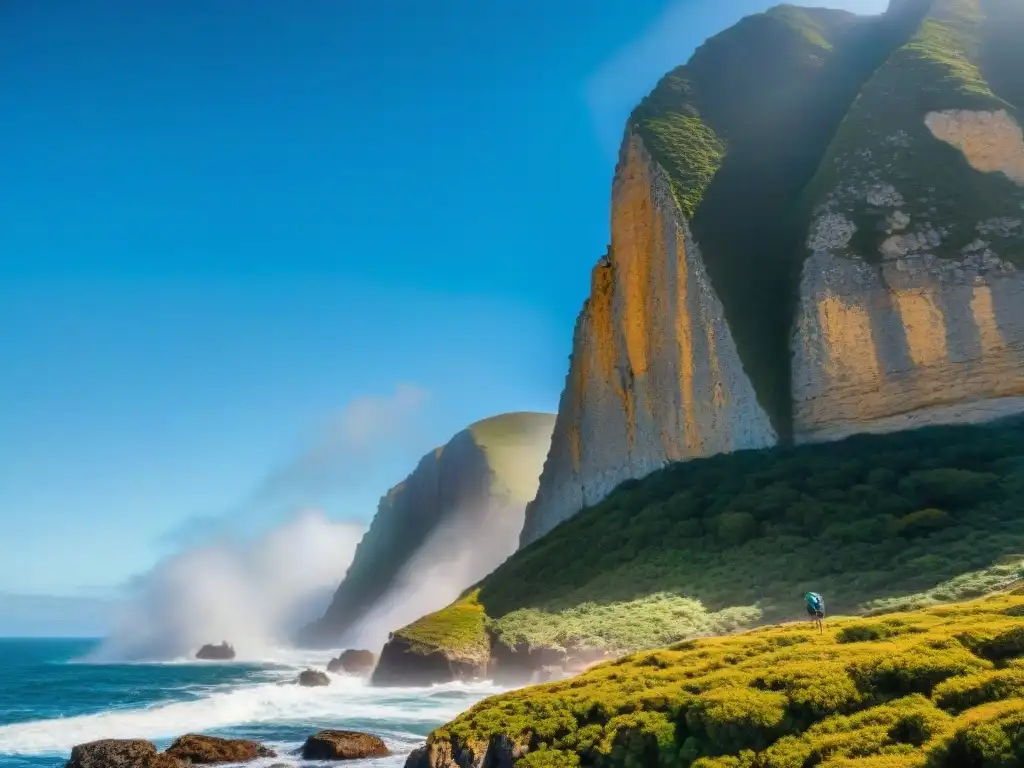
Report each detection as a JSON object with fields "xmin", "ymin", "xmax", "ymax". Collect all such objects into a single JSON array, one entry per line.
[
  {"xmin": 394, "ymin": 417, "xmax": 1024, "ymax": 659},
  {"xmin": 804, "ymin": 0, "xmax": 1024, "ymax": 265},
  {"xmin": 631, "ymin": 5, "xmax": 854, "ymax": 217},
  {"xmin": 394, "ymin": 591, "xmax": 490, "ymax": 663},
  {"xmin": 469, "ymin": 412, "xmax": 556, "ymax": 504},
  {"xmin": 427, "ymin": 592, "xmax": 1024, "ymax": 768}
]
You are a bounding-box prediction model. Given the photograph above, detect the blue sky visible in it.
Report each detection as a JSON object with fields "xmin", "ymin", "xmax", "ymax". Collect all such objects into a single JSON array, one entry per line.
[{"xmin": 0, "ymin": 0, "xmax": 885, "ymax": 631}]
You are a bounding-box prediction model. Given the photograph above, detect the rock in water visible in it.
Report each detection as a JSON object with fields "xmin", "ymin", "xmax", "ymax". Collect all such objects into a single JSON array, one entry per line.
[
  {"xmin": 298, "ymin": 669, "xmax": 330, "ymax": 687},
  {"xmin": 165, "ymin": 735, "xmax": 275, "ymax": 764},
  {"xmin": 301, "ymin": 730, "xmax": 390, "ymax": 760},
  {"xmin": 327, "ymin": 649, "xmax": 375, "ymax": 675},
  {"xmin": 65, "ymin": 740, "xmax": 185, "ymax": 768},
  {"xmin": 194, "ymin": 642, "xmax": 234, "ymax": 660},
  {"xmin": 299, "ymin": 412, "xmax": 555, "ymax": 647}
]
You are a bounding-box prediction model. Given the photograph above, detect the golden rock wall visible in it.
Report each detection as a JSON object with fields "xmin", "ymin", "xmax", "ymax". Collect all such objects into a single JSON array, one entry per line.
[{"xmin": 520, "ymin": 133, "xmax": 776, "ymax": 546}]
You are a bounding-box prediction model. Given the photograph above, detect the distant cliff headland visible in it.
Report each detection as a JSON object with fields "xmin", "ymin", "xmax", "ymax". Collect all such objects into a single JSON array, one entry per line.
[{"xmin": 299, "ymin": 412, "xmax": 554, "ymax": 648}]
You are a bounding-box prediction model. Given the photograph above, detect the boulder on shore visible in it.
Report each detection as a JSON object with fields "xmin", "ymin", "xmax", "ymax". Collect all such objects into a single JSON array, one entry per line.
[
  {"xmin": 65, "ymin": 739, "xmax": 185, "ymax": 768},
  {"xmin": 165, "ymin": 734, "xmax": 275, "ymax": 764},
  {"xmin": 327, "ymin": 649, "xmax": 376, "ymax": 675},
  {"xmin": 302, "ymin": 730, "xmax": 390, "ymax": 760},
  {"xmin": 194, "ymin": 642, "xmax": 235, "ymax": 660},
  {"xmin": 298, "ymin": 669, "xmax": 331, "ymax": 687}
]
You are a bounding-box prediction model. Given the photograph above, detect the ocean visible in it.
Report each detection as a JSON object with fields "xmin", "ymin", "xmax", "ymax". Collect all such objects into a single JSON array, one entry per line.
[{"xmin": 0, "ymin": 639, "xmax": 500, "ymax": 767}]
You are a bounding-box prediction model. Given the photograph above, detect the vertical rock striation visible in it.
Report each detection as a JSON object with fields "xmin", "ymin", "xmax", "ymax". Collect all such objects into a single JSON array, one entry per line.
[
  {"xmin": 792, "ymin": 214, "xmax": 1024, "ymax": 442},
  {"xmin": 520, "ymin": 133, "xmax": 776, "ymax": 546}
]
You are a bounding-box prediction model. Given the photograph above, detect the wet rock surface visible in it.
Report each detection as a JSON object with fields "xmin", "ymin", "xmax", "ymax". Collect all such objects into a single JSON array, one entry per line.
[
  {"xmin": 65, "ymin": 739, "xmax": 182, "ymax": 768},
  {"xmin": 165, "ymin": 734, "xmax": 275, "ymax": 764},
  {"xmin": 327, "ymin": 649, "xmax": 375, "ymax": 675},
  {"xmin": 371, "ymin": 634, "xmax": 485, "ymax": 688},
  {"xmin": 301, "ymin": 730, "xmax": 390, "ymax": 761},
  {"xmin": 298, "ymin": 669, "xmax": 331, "ymax": 687},
  {"xmin": 194, "ymin": 642, "xmax": 235, "ymax": 660}
]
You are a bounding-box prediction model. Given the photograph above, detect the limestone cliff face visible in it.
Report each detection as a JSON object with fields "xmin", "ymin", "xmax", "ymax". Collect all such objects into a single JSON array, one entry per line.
[
  {"xmin": 300, "ymin": 412, "xmax": 554, "ymax": 647},
  {"xmin": 792, "ymin": 213, "xmax": 1024, "ymax": 442},
  {"xmin": 520, "ymin": 134, "xmax": 776, "ymax": 546}
]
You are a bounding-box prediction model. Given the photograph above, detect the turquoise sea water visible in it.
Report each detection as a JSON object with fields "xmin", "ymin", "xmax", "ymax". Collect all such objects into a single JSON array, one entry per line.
[{"xmin": 0, "ymin": 639, "xmax": 498, "ymax": 767}]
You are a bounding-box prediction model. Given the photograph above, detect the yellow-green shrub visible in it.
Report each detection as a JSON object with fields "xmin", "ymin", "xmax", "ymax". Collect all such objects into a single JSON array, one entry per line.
[
  {"xmin": 424, "ymin": 594, "xmax": 1024, "ymax": 768},
  {"xmin": 932, "ymin": 669, "xmax": 1024, "ymax": 713}
]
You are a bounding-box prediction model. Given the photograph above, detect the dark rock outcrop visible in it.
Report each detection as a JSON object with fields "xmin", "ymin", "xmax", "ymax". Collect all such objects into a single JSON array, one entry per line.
[
  {"xmin": 165, "ymin": 734, "xmax": 275, "ymax": 764},
  {"xmin": 371, "ymin": 634, "xmax": 486, "ymax": 688},
  {"xmin": 65, "ymin": 740, "xmax": 184, "ymax": 768},
  {"xmin": 403, "ymin": 734, "xmax": 523, "ymax": 768},
  {"xmin": 301, "ymin": 730, "xmax": 390, "ymax": 760},
  {"xmin": 298, "ymin": 669, "xmax": 330, "ymax": 687},
  {"xmin": 194, "ymin": 642, "xmax": 234, "ymax": 660},
  {"xmin": 374, "ymin": 607, "xmax": 616, "ymax": 688},
  {"xmin": 327, "ymin": 649, "xmax": 375, "ymax": 675}
]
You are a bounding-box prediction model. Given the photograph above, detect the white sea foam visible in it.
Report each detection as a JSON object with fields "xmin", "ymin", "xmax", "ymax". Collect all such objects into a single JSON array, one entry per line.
[
  {"xmin": 0, "ymin": 674, "xmax": 502, "ymax": 757},
  {"xmin": 90, "ymin": 511, "xmax": 365, "ymax": 662}
]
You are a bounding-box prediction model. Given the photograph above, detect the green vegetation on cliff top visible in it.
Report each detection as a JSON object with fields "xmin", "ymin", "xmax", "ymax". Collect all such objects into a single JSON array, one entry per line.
[
  {"xmin": 807, "ymin": 0, "xmax": 1024, "ymax": 267},
  {"xmin": 396, "ymin": 591, "xmax": 490, "ymax": 662},
  {"xmin": 425, "ymin": 592, "xmax": 1024, "ymax": 768},
  {"xmin": 397, "ymin": 417, "xmax": 1024, "ymax": 660}
]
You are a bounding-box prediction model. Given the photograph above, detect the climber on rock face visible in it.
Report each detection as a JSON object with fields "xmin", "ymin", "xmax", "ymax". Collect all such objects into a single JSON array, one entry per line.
[{"xmin": 805, "ymin": 592, "xmax": 825, "ymax": 634}]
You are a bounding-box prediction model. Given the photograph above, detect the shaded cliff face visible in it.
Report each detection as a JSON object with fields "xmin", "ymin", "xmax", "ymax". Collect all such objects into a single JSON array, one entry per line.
[
  {"xmin": 792, "ymin": 0, "xmax": 1024, "ymax": 442},
  {"xmin": 520, "ymin": 135, "xmax": 776, "ymax": 546},
  {"xmin": 299, "ymin": 412, "xmax": 554, "ymax": 647}
]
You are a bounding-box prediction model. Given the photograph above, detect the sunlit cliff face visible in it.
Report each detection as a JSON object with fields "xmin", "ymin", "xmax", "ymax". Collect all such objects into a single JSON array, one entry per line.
[{"xmin": 520, "ymin": 132, "xmax": 776, "ymax": 546}]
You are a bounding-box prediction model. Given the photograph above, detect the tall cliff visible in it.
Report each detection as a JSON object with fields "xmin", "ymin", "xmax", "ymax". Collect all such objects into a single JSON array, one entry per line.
[
  {"xmin": 520, "ymin": 134, "xmax": 777, "ymax": 545},
  {"xmin": 299, "ymin": 412, "xmax": 554, "ymax": 647},
  {"xmin": 522, "ymin": 0, "xmax": 1024, "ymax": 545},
  {"xmin": 791, "ymin": 0, "xmax": 1024, "ymax": 442}
]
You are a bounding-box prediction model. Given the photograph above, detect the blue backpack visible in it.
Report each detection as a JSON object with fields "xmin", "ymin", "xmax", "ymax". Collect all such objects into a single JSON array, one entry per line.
[{"xmin": 805, "ymin": 592, "xmax": 824, "ymax": 613}]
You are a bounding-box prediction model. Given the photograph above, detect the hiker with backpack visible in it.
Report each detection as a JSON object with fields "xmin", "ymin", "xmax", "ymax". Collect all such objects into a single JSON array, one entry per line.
[{"xmin": 805, "ymin": 591, "xmax": 825, "ymax": 633}]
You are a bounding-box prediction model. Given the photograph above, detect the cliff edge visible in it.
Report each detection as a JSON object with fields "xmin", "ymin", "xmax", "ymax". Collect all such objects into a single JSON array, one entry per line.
[{"xmin": 520, "ymin": 133, "xmax": 777, "ymax": 545}]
